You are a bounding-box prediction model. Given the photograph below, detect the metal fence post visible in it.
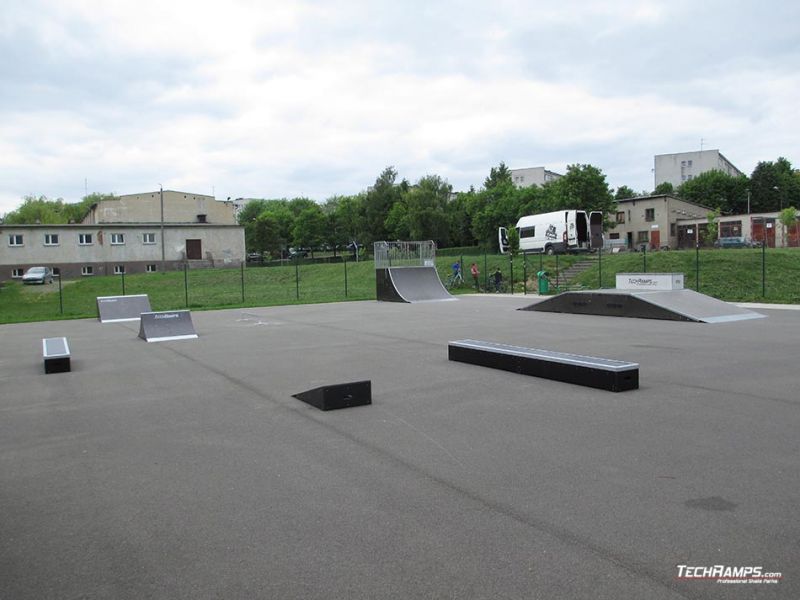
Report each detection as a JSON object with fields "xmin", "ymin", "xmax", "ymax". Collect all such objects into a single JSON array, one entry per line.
[
  {"xmin": 295, "ymin": 257, "xmax": 300, "ymax": 300},
  {"xmin": 643, "ymin": 246, "xmax": 647, "ymax": 272},
  {"xmin": 241, "ymin": 261, "xmax": 245, "ymax": 303},
  {"xmin": 509, "ymin": 255, "xmax": 514, "ymax": 294},
  {"xmin": 762, "ymin": 241, "xmax": 766, "ymax": 297},
  {"xmin": 598, "ymin": 247, "xmax": 602, "ymax": 289},
  {"xmin": 484, "ymin": 252, "xmax": 488, "ymax": 291},
  {"xmin": 184, "ymin": 263, "xmax": 189, "ymax": 308},
  {"xmin": 121, "ymin": 269, "xmax": 126, "ymax": 296},
  {"xmin": 696, "ymin": 244, "xmax": 700, "ymax": 292},
  {"xmin": 344, "ymin": 258, "xmax": 348, "ymax": 297},
  {"xmin": 523, "ymin": 256, "xmax": 527, "ymax": 295},
  {"xmin": 58, "ymin": 273, "xmax": 63, "ymax": 315}
]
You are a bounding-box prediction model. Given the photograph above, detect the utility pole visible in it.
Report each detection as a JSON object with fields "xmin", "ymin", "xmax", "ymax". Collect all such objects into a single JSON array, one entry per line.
[{"xmin": 160, "ymin": 185, "xmax": 166, "ymax": 270}]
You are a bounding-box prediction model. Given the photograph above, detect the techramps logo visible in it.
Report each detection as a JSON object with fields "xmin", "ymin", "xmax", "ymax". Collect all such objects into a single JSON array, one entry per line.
[{"xmin": 676, "ymin": 564, "xmax": 782, "ymax": 585}]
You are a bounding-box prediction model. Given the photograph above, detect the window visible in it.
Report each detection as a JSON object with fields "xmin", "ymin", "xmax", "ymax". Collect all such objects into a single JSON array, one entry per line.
[
  {"xmin": 688, "ymin": 160, "xmax": 693, "ymax": 167},
  {"xmin": 616, "ymin": 211, "xmax": 625, "ymax": 224},
  {"xmin": 645, "ymin": 208, "xmax": 655, "ymax": 222},
  {"xmin": 720, "ymin": 221, "xmax": 742, "ymax": 238},
  {"xmin": 637, "ymin": 231, "xmax": 650, "ymax": 243},
  {"xmin": 110, "ymin": 233, "xmax": 125, "ymax": 245},
  {"xmin": 142, "ymin": 232, "xmax": 156, "ymax": 244},
  {"xmin": 82, "ymin": 266, "xmax": 94, "ymax": 276},
  {"xmin": 79, "ymin": 233, "xmax": 93, "ymax": 245},
  {"xmin": 44, "ymin": 233, "xmax": 59, "ymax": 246},
  {"xmin": 146, "ymin": 264, "xmax": 157, "ymax": 273},
  {"xmin": 114, "ymin": 265, "xmax": 125, "ymax": 275},
  {"xmin": 12, "ymin": 268, "xmax": 23, "ymax": 278},
  {"xmin": 519, "ymin": 226, "xmax": 535, "ymax": 238},
  {"xmin": 52, "ymin": 267, "xmax": 60, "ymax": 276},
  {"xmin": 9, "ymin": 234, "xmax": 24, "ymax": 246},
  {"xmin": 609, "ymin": 233, "xmax": 620, "ymax": 239}
]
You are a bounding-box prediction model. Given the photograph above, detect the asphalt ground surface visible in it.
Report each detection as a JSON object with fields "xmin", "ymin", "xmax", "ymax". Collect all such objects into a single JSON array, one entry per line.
[{"xmin": 1, "ymin": 296, "xmax": 798, "ymax": 599}]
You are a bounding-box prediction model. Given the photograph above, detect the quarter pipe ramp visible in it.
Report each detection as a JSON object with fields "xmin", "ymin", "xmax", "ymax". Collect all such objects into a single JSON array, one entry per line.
[{"xmin": 376, "ymin": 266, "xmax": 456, "ymax": 303}]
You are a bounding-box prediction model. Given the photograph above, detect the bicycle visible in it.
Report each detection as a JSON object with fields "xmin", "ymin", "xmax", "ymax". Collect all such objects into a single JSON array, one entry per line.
[{"xmin": 445, "ymin": 271, "xmax": 464, "ymax": 289}]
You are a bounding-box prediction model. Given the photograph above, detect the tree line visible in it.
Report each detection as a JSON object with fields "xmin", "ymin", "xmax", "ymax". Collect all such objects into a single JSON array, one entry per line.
[{"xmin": 2, "ymin": 157, "xmax": 797, "ymax": 256}]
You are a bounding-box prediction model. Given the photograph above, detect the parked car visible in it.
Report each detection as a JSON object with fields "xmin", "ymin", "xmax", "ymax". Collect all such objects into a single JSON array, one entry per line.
[
  {"xmin": 22, "ymin": 266, "xmax": 54, "ymax": 285},
  {"xmin": 246, "ymin": 252, "xmax": 263, "ymax": 263},
  {"xmin": 288, "ymin": 247, "xmax": 308, "ymax": 258}
]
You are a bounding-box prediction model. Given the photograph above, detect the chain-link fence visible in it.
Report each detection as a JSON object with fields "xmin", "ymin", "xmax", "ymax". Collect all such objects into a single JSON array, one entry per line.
[{"xmin": 2, "ymin": 247, "xmax": 799, "ymax": 323}]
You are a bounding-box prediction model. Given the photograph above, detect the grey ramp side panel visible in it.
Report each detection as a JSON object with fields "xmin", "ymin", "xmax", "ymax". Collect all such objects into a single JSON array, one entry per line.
[
  {"xmin": 386, "ymin": 266, "xmax": 456, "ymax": 303},
  {"xmin": 138, "ymin": 311, "xmax": 198, "ymax": 342},
  {"xmin": 97, "ymin": 294, "xmax": 152, "ymax": 323},
  {"xmin": 523, "ymin": 290, "xmax": 764, "ymax": 323},
  {"xmin": 376, "ymin": 268, "xmax": 408, "ymax": 302}
]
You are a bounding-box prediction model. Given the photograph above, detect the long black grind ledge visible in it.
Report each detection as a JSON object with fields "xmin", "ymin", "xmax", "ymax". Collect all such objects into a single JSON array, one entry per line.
[{"xmin": 448, "ymin": 339, "xmax": 639, "ymax": 392}]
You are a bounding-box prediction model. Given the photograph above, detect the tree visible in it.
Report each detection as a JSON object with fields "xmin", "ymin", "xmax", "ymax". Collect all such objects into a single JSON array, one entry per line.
[
  {"xmin": 403, "ymin": 175, "xmax": 452, "ymax": 245},
  {"xmin": 778, "ymin": 207, "xmax": 798, "ymax": 247},
  {"xmin": 252, "ymin": 212, "xmax": 282, "ymax": 257},
  {"xmin": 704, "ymin": 208, "xmax": 721, "ymax": 245},
  {"xmin": 614, "ymin": 186, "xmax": 637, "ymax": 200},
  {"xmin": 677, "ymin": 170, "xmax": 749, "ymax": 214},
  {"xmin": 484, "ymin": 162, "xmax": 512, "ymax": 190},
  {"xmin": 291, "ymin": 205, "xmax": 327, "ymax": 256},
  {"xmin": 542, "ymin": 164, "xmax": 616, "ymax": 215},
  {"xmin": 363, "ymin": 166, "xmax": 404, "ymax": 244},
  {"xmin": 653, "ymin": 182, "xmax": 674, "ymax": 195},
  {"xmin": 2, "ymin": 193, "xmax": 116, "ymax": 224},
  {"xmin": 749, "ymin": 158, "xmax": 800, "ymax": 213}
]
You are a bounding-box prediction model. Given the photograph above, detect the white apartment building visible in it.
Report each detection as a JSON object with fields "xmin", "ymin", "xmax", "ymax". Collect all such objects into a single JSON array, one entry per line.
[
  {"xmin": 510, "ymin": 167, "xmax": 562, "ymax": 188},
  {"xmin": 654, "ymin": 150, "xmax": 744, "ymax": 190}
]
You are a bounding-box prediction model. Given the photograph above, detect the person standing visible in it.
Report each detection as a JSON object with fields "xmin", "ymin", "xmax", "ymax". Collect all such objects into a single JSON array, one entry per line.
[
  {"xmin": 493, "ymin": 268, "xmax": 503, "ymax": 292},
  {"xmin": 470, "ymin": 263, "xmax": 480, "ymax": 289}
]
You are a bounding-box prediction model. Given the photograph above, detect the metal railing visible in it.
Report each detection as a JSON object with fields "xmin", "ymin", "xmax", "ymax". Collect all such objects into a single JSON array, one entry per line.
[{"xmin": 373, "ymin": 240, "xmax": 437, "ymax": 269}]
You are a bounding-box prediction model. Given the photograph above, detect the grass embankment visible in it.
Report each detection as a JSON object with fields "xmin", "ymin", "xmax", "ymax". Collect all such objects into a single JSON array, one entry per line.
[
  {"xmin": 569, "ymin": 248, "xmax": 800, "ymax": 303},
  {"xmin": 1, "ymin": 249, "xmax": 797, "ymax": 324}
]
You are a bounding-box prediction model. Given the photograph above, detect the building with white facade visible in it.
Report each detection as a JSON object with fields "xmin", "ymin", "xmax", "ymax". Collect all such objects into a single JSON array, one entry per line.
[
  {"xmin": 1, "ymin": 190, "xmax": 244, "ymax": 283},
  {"xmin": 510, "ymin": 167, "xmax": 562, "ymax": 188},
  {"xmin": 607, "ymin": 195, "xmax": 711, "ymax": 250},
  {"xmin": 654, "ymin": 150, "xmax": 744, "ymax": 190}
]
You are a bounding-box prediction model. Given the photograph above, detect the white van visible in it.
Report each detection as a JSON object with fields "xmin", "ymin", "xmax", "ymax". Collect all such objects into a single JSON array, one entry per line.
[{"xmin": 499, "ymin": 210, "xmax": 604, "ymax": 255}]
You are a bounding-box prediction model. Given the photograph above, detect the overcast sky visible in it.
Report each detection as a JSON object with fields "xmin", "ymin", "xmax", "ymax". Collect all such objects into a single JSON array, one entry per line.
[{"xmin": 1, "ymin": 0, "xmax": 798, "ymax": 215}]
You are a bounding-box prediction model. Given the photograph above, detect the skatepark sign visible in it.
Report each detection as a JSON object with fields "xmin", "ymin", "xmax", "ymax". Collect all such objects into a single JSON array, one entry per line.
[{"xmin": 616, "ymin": 273, "xmax": 684, "ymax": 291}]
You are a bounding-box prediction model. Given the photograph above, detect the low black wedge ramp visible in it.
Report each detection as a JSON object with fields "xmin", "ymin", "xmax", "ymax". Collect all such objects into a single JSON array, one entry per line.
[
  {"xmin": 376, "ymin": 266, "xmax": 456, "ymax": 303},
  {"xmin": 138, "ymin": 310, "xmax": 198, "ymax": 342},
  {"xmin": 522, "ymin": 289, "xmax": 764, "ymax": 323},
  {"xmin": 293, "ymin": 381, "xmax": 372, "ymax": 411},
  {"xmin": 97, "ymin": 294, "xmax": 152, "ymax": 323}
]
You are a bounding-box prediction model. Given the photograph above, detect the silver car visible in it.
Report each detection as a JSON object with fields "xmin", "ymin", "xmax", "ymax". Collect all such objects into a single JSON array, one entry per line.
[{"xmin": 22, "ymin": 266, "xmax": 54, "ymax": 285}]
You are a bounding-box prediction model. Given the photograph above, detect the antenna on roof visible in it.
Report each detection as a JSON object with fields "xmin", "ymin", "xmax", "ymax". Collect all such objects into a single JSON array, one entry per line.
[{"xmin": 700, "ymin": 138, "xmax": 705, "ymax": 151}]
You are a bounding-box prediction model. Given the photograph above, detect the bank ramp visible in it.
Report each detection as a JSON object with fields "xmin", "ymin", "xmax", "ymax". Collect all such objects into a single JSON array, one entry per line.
[
  {"xmin": 523, "ymin": 289, "xmax": 764, "ymax": 323},
  {"xmin": 376, "ymin": 266, "xmax": 456, "ymax": 303}
]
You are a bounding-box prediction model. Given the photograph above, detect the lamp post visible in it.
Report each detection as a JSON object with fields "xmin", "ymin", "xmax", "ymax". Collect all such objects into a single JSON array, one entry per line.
[{"xmin": 160, "ymin": 184, "xmax": 166, "ymax": 271}]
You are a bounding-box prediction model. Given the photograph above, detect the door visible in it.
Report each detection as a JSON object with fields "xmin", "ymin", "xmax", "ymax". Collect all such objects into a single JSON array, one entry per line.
[
  {"xmin": 650, "ymin": 230, "xmax": 660, "ymax": 250},
  {"xmin": 186, "ymin": 239, "xmax": 202, "ymax": 260},
  {"xmin": 751, "ymin": 218, "xmax": 776, "ymax": 247},
  {"xmin": 589, "ymin": 211, "xmax": 604, "ymax": 249}
]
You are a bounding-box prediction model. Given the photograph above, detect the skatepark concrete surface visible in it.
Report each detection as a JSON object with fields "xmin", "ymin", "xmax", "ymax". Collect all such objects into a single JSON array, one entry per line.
[{"xmin": 1, "ymin": 296, "xmax": 797, "ymax": 600}]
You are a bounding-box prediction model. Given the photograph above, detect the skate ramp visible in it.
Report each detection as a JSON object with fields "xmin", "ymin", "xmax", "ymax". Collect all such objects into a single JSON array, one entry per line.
[
  {"xmin": 97, "ymin": 294, "xmax": 151, "ymax": 323},
  {"xmin": 376, "ymin": 266, "xmax": 456, "ymax": 303},
  {"xmin": 523, "ymin": 289, "xmax": 764, "ymax": 323},
  {"xmin": 138, "ymin": 310, "xmax": 198, "ymax": 342}
]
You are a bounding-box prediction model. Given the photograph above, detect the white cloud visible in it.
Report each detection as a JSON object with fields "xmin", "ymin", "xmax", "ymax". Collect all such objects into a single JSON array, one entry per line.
[{"xmin": 1, "ymin": 0, "xmax": 799, "ymax": 214}]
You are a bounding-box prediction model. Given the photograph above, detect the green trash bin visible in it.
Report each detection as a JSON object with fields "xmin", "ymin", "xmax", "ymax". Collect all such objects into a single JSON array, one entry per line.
[{"xmin": 537, "ymin": 271, "xmax": 549, "ymax": 294}]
